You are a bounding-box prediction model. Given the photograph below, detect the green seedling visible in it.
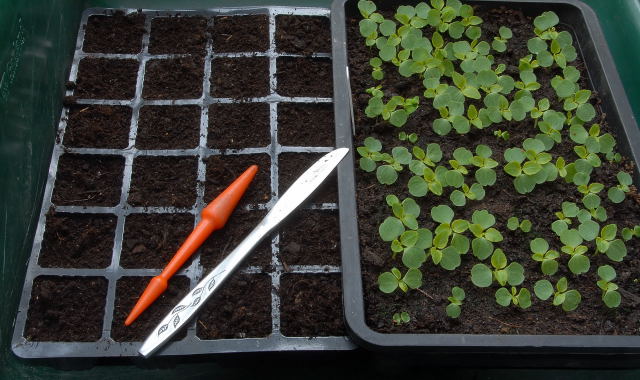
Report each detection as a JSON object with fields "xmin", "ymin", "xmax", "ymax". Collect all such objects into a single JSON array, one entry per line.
[
  {"xmin": 595, "ymin": 224, "xmax": 627, "ymax": 262},
  {"xmin": 515, "ymin": 70, "xmax": 541, "ymax": 92},
  {"xmin": 471, "ymin": 248, "xmax": 524, "ymax": 287},
  {"xmin": 526, "ymin": 37, "xmax": 553, "ymax": 68},
  {"xmin": 428, "ymin": 205, "xmax": 467, "ymax": 270},
  {"xmin": 357, "ymin": 136, "xmax": 383, "ymax": 172},
  {"xmin": 503, "ymin": 138, "xmax": 557, "ymax": 194},
  {"xmin": 446, "ymin": 147, "xmax": 473, "ymax": 186},
  {"xmin": 471, "ymin": 144, "xmax": 498, "ymax": 186},
  {"xmin": 530, "ymin": 97, "xmax": 551, "ymax": 124},
  {"xmin": 518, "ymin": 54, "xmax": 540, "ymax": 72},
  {"xmin": 446, "ymin": 286, "xmax": 465, "ymax": 318},
  {"xmin": 578, "ymin": 182, "xmax": 604, "ymax": 196},
  {"xmin": 559, "ymin": 228, "xmax": 590, "ymax": 275},
  {"xmin": 536, "ymin": 110, "xmax": 566, "ymax": 146},
  {"xmin": 530, "ymin": 237, "xmax": 559, "ymax": 275},
  {"xmin": 607, "ymin": 171, "xmax": 632, "ymax": 204},
  {"xmin": 374, "ymin": 146, "xmax": 412, "ymax": 185},
  {"xmin": 492, "ymin": 26, "xmax": 512, "ymax": 52},
  {"xmin": 392, "ymin": 311, "xmax": 411, "ymax": 324},
  {"xmin": 365, "ymin": 91, "xmax": 420, "ymax": 127},
  {"xmin": 494, "ymin": 129, "xmax": 510, "ymax": 141},
  {"xmin": 622, "ymin": 226, "xmax": 640, "ymax": 241},
  {"xmin": 378, "ymin": 267, "xmax": 423, "ymax": 293},
  {"xmin": 398, "ymin": 131, "xmax": 418, "ymax": 143},
  {"xmin": 534, "ymin": 277, "xmax": 581, "ymax": 311},
  {"xmin": 569, "ymin": 124, "xmax": 616, "ymax": 166},
  {"xmin": 597, "ymin": 265, "xmax": 621, "ymax": 308},
  {"xmin": 450, "ymin": 182, "xmax": 485, "ymax": 206},
  {"xmin": 507, "ymin": 217, "xmax": 532, "ymax": 233},
  {"xmin": 552, "ymin": 201, "xmax": 579, "ymax": 235},
  {"xmin": 469, "ymin": 210, "xmax": 503, "ymax": 260},
  {"xmin": 370, "ymin": 57, "xmax": 384, "ymax": 80},
  {"xmin": 495, "ymin": 286, "xmax": 532, "ymax": 309},
  {"xmin": 408, "ymin": 143, "xmax": 446, "ymax": 197}
]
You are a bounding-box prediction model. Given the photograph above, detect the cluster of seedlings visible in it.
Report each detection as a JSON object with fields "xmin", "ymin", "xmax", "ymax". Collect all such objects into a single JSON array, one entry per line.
[{"xmin": 354, "ymin": 0, "xmax": 639, "ymax": 323}]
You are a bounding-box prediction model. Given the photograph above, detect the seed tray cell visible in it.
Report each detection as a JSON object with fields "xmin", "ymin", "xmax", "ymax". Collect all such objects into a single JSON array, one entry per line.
[{"xmin": 12, "ymin": 6, "xmax": 354, "ymax": 359}]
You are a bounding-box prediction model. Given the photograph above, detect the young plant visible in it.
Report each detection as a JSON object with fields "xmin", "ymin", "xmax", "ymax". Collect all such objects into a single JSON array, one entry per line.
[
  {"xmin": 530, "ymin": 237, "xmax": 559, "ymax": 275},
  {"xmin": 392, "ymin": 311, "xmax": 411, "ymax": 324},
  {"xmin": 607, "ymin": 171, "xmax": 633, "ymax": 204},
  {"xmin": 495, "ymin": 286, "xmax": 532, "ymax": 309},
  {"xmin": 503, "ymin": 138, "xmax": 557, "ymax": 194},
  {"xmin": 470, "ymin": 248, "xmax": 524, "ymax": 288},
  {"xmin": 507, "ymin": 217, "xmax": 532, "ymax": 233},
  {"xmin": 398, "ymin": 131, "xmax": 418, "ymax": 143},
  {"xmin": 493, "ymin": 129, "xmax": 510, "ymax": 141},
  {"xmin": 597, "ymin": 265, "xmax": 621, "ymax": 308},
  {"xmin": 378, "ymin": 267, "xmax": 423, "ymax": 293},
  {"xmin": 552, "ymin": 201, "xmax": 579, "ymax": 235},
  {"xmin": 428, "ymin": 205, "xmax": 467, "ymax": 270},
  {"xmin": 559, "ymin": 229, "xmax": 590, "ymax": 275},
  {"xmin": 622, "ymin": 225, "xmax": 640, "ymax": 241},
  {"xmin": 491, "ymin": 26, "xmax": 512, "ymax": 52},
  {"xmin": 594, "ymin": 224, "xmax": 628, "ymax": 262},
  {"xmin": 534, "ymin": 277, "xmax": 581, "ymax": 311},
  {"xmin": 471, "ymin": 144, "xmax": 498, "ymax": 186},
  {"xmin": 469, "ymin": 209, "xmax": 503, "ymax": 260},
  {"xmin": 365, "ymin": 91, "xmax": 420, "ymax": 127},
  {"xmin": 407, "ymin": 143, "xmax": 447, "ymax": 197},
  {"xmin": 446, "ymin": 286, "xmax": 465, "ymax": 318},
  {"xmin": 363, "ymin": 143, "xmax": 411, "ymax": 185},
  {"xmin": 370, "ymin": 57, "xmax": 384, "ymax": 80},
  {"xmin": 449, "ymin": 183, "xmax": 485, "ymax": 207}
]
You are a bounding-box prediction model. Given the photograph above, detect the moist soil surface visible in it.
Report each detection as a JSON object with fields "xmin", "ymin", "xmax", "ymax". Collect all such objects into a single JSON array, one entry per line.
[
  {"xmin": 277, "ymin": 57, "xmax": 333, "ymax": 98},
  {"xmin": 280, "ymin": 274, "xmax": 346, "ymax": 337},
  {"xmin": 279, "ymin": 210, "xmax": 340, "ymax": 266},
  {"xmin": 136, "ymin": 105, "xmax": 200, "ymax": 149},
  {"xmin": 208, "ymin": 102, "xmax": 271, "ymax": 149},
  {"xmin": 39, "ymin": 211, "xmax": 116, "ymax": 269},
  {"xmin": 211, "ymin": 57, "xmax": 270, "ymax": 99},
  {"xmin": 75, "ymin": 58, "xmax": 138, "ymax": 99},
  {"xmin": 275, "ymin": 15, "xmax": 331, "ymax": 55},
  {"xmin": 205, "ymin": 154, "xmax": 272, "ymax": 207},
  {"xmin": 64, "ymin": 105, "xmax": 131, "ymax": 149},
  {"xmin": 143, "ymin": 57, "xmax": 204, "ymax": 99},
  {"xmin": 196, "ymin": 274, "xmax": 272, "ymax": 339},
  {"xmin": 149, "ymin": 16, "xmax": 208, "ymax": 55},
  {"xmin": 83, "ymin": 11, "xmax": 145, "ymax": 54},
  {"xmin": 277, "ymin": 103, "xmax": 334, "ymax": 147},
  {"xmin": 128, "ymin": 156, "xmax": 198, "ymax": 208},
  {"xmin": 111, "ymin": 276, "xmax": 190, "ymax": 341},
  {"xmin": 212, "ymin": 15, "xmax": 269, "ymax": 53},
  {"xmin": 52, "ymin": 154, "xmax": 124, "ymax": 207},
  {"xmin": 25, "ymin": 276, "xmax": 108, "ymax": 341},
  {"xmin": 347, "ymin": 5, "xmax": 640, "ymax": 335}
]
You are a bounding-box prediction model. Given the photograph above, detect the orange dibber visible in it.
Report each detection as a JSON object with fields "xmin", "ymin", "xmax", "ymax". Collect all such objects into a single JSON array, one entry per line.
[{"xmin": 124, "ymin": 165, "xmax": 258, "ymax": 326}]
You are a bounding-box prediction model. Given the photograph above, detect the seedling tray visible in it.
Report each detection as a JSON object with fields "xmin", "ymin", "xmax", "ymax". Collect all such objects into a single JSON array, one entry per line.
[
  {"xmin": 12, "ymin": 6, "xmax": 355, "ymax": 359},
  {"xmin": 332, "ymin": 0, "xmax": 640, "ymax": 366}
]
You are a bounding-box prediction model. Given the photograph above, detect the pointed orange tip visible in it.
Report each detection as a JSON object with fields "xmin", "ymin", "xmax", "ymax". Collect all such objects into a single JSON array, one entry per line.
[{"xmin": 124, "ymin": 276, "xmax": 168, "ymax": 326}]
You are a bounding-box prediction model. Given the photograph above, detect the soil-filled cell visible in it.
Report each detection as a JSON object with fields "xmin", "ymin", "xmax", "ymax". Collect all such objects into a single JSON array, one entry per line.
[
  {"xmin": 275, "ymin": 15, "xmax": 331, "ymax": 55},
  {"xmin": 276, "ymin": 57, "xmax": 332, "ymax": 98},
  {"xmin": 83, "ymin": 11, "xmax": 145, "ymax": 54},
  {"xmin": 63, "ymin": 105, "xmax": 131, "ymax": 149},
  {"xmin": 277, "ymin": 103, "xmax": 334, "ymax": 147},
  {"xmin": 38, "ymin": 212, "xmax": 116, "ymax": 269},
  {"xmin": 278, "ymin": 152, "xmax": 338, "ymax": 204},
  {"xmin": 52, "ymin": 154, "xmax": 124, "ymax": 207},
  {"xmin": 24, "ymin": 276, "xmax": 108, "ymax": 341},
  {"xmin": 211, "ymin": 57, "xmax": 269, "ymax": 99},
  {"xmin": 128, "ymin": 156, "xmax": 198, "ymax": 208},
  {"xmin": 205, "ymin": 154, "xmax": 271, "ymax": 207},
  {"xmin": 279, "ymin": 209, "xmax": 340, "ymax": 266},
  {"xmin": 75, "ymin": 58, "xmax": 138, "ymax": 99},
  {"xmin": 212, "ymin": 15, "xmax": 269, "ymax": 52},
  {"xmin": 208, "ymin": 103, "xmax": 270, "ymax": 149},
  {"xmin": 149, "ymin": 16, "xmax": 207, "ymax": 55},
  {"xmin": 111, "ymin": 276, "xmax": 190, "ymax": 342},
  {"xmin": 143, "ymin": 57, "xmax": 203, "ymax": 99},
  {"xmin": 199, "ymin": 209, "xmax": 272, "ymax": 270},
  {"xmin": 136, "ymin": 106, "xmax": 200, "ymax": 149},
  {"xmin": 196, "ymin": 274, "xmax": 271, "ymax": 339},
  {"xmin": 120, "ymin": 213, "xmax": 194, "ymax": 269},
  {"xmin": 280, "ymin": 274, "xmax": 345, "ymax": 337}
]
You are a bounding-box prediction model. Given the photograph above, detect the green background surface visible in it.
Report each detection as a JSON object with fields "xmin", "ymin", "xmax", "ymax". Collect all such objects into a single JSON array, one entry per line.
[{"xmin": 1, "ymin": 0, "xmax": 639, "ymax": 378}]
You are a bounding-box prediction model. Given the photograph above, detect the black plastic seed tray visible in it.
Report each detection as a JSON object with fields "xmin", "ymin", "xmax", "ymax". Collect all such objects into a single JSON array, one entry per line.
[
  {"xmin": 332, "ymin": 0, "xmax": 640, "ymax": 366},
  {"xmin": 12, "ymin": 6, "xmax": 355, "ymax": 359}
]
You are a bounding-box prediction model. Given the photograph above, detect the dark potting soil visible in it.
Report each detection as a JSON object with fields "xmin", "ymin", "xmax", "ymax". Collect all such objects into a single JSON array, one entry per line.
[
  {"xmin": 211, "ymin": 57, "xmax": 269, "ymax": 99},
  {"xmin": 275, "ymin": 15, "xmax": 331, "ymax": 55},
  {"xmin": 208, "ymin": 102, "xmax": 271, "ymax": 149},
  {"xmin": 278, "ymin": 152, "xmax": 338, "ymax": 204},
  {"xmin": 199, "ymin": 209, "xmax": 272, "ymax": 270},
  {"xmin": 75, "ymin": 58, "xmax": 138, "ymax": 99},
  {"xmin": 120, "ymin": 213, "xmax": 194, "ymax": 269},
  {"xmin": 347, "ymin": 5, "xmax": 640, "ymax": 335},
  {"xmin": 276, "ymin": 57, "xmax": 333, "ymax": 98},
  {"xmin": 279, "ymin": 210, "xmax": 340, "ymax": 267},
  {"xmin": 277, "ymin": 103, "xmax": 335, "ymax": 147},
  {"xmin": 136, "ymin": 105, "xmax": 200, "ymax": 150},
  {"xmin": 205, "ymin": 154, "xmax": 272, "ymax": 207},
  {"xmin": 25, "ymin": 276, "xmax": 108, "ymax": 341},
  {"xmin": 83, "ymin": 11, "xmax": 145, "ymax": 54},
  {"xmin": 111, "ymin": 276, "xmax": 190, "ymax": 342},
  {"xmin": 39, "ymin": 211, "xmax": 116, "ymax": 269},
  {"xmin": 212, "ymin": 15, "xmax": 269, "ymax": 53},
  {"xmin": 52, "ymin": 154, "xmax": 124, "ymax": 207},
  {"xmin": 196, "ymin": 274, "xmax": 272, "ymax": 339},
  {"xmin": 149, "ymin": 16, "xmax": 207, "ymax": 55},
  {"xmin": 63, "ymin": 105, "xmax": 131, "ymax": 149},
  {"xmin": 143, "ymin": 57, "xmax": 204, "ymax": 99},
  {"xmin": 280, "ymin": 274, "xmax": 345, "ymax": 337},
  {"xmin": 128, "ymin": 156, "xmax": 198, "ymax": 208}
]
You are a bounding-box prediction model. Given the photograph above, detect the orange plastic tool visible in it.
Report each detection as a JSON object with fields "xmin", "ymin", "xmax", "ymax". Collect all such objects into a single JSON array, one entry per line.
[{"xmin": 124, "ymin": 164, "xmax": 258, "ymax": 326}]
